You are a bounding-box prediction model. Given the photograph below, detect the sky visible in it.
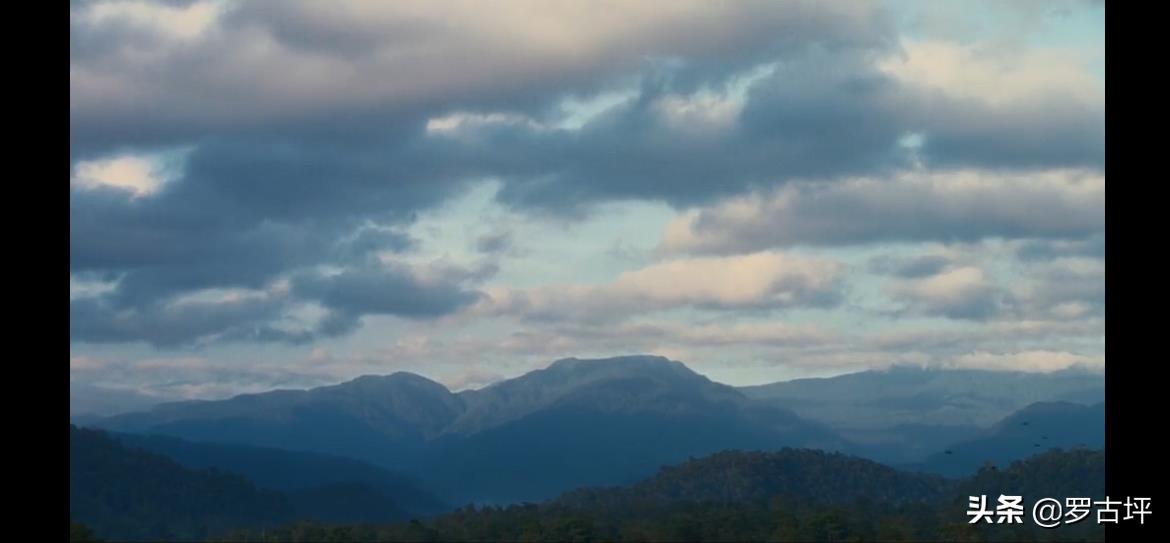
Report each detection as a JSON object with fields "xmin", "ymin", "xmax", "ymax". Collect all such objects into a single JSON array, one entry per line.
[{"xmin": 69, "ymin": 0, "xmax": 1105, "ymax": 414}]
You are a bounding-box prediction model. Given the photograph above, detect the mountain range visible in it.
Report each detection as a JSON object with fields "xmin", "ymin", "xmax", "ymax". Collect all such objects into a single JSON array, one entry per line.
[
  {"xmin": 80, "ymin": 355, "xmax": 1105, "ymax": 505},
  {"xmin": 910, "ymin": 400, "xmax": 1105, "ymax": 477},
  {"xmin": 738, "ymin": 364, "xmax": 1103, "ymax": 463}
]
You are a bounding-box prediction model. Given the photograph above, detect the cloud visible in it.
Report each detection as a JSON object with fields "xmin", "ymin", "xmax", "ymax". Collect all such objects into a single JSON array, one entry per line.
[
  {"xmin": 133, "ymin": 356, "xmax": 210, "ymax": 370},
  {"xmin": 887, "ymin": 266, "xmax": 1005, "ymax": 320},
  {"xmin": 68, "ymin": 0, "xmax": 1103, "ymax": 363},
  {"xmin": 480, "ymin": 46, "xmax": 1101, "ymax": 213},
  {"xmin": 69, "ymin": 256, "xmax": 487, "ymax": 347},
  {"xmin": 947, "ymin": 350, "xmax": 1103, "ymax": 372},
  {"xmin": 70, "ymin": 0, "xmax": 891, "ymax": 154},
  {"xmin": 70, "ymin": 381, "xmax": 170, "ymax": 417},
  {"xmin": 660, "ymin": 169, "xmax": 1103, "ymax": 254},
  {"xmin": 70, "ymin": 355, "xmax": 105, "ymax": 372},
  {"xmin": 82, "ymin": 0, "xmax": 222, "ymax": 41},
  {"xmin": 474, "ymin": 230, "xmax": 515, "ymax": 255},
  {"xmin": 472, "ymin": 251, "xmax": 843, "ymax": 322},
  {"xmin": 877, "ymin": 40, "xmax": 1102, "ymax": 108},
  {"xmin": 868, "ymin": 253, "xmax": 955, "ymax": 278},
  {"xmin": 1011, "ymin": 257, "xmax": 1105, "ymax": 320},
  {"xmin": 869, "ymin": 320, "xmax": 1103, "ymax": 351},
  {"xmin": 71, "ymin": 154, "xmax": 168, "ymax": 197},
  {"xmin": 496, "ymin": 321, "xmax": 833, "ymax": 357},
  {"xmin": 69, "ymin": 286, "xmax": 298, "ymax": 347},
  {"xmin": 291, "ymin": 260, "xmax": 485, "ymax": 324},
  {"xmin": 1013, "ymin": 235, "xmax": 1105, "ymax": 261}
]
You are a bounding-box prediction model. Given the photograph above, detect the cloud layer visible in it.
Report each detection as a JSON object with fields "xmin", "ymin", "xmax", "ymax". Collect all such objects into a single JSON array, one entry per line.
[{"xmin": 70, "ymin": 0, "xmax": 1104, "ymax": 399}]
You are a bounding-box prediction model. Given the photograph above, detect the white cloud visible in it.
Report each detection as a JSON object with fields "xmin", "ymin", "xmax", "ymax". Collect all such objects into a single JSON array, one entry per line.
[
  {"xmin": 890, "ymin": 266, "xmax": 990, "ymax": 304},
  {"xmin": 948, "ymin": 350, "xmax": 1102, "ymax": 372},
  {"xmin": 472, "ymin": 251, "xmax": 843, "ymax": 321},
  {"xmin": 884, "ymin": 265, "xmax": 1010, "ymax": 321},
  {"xmin": 83, "ymin": 0, "xmax": 223, "ymax": 41},
  {"xmin": 71, "ymin": 155, "xmax": 166, "ymax": 197},
  {"xmin": 653, "ymin": 92, "xmax": 742, "ymax": 134},
  {"xmin": 879, "ymin": 39, "xmax": 1103, "ymax": 107},
  {"xmin": 425, "ymin": 112, "xmax": 548, "ymax": 136}
]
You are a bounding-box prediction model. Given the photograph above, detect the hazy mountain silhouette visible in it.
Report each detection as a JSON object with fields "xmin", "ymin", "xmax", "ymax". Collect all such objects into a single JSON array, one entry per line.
[
  {"xmin": 739, "ymin": 365, "xmax": 1103, "ymax": 463},
  {"xmin": 909, "ymin": 401, "xmax": 1105, "ymax": 477},
  {"xmin": 71, "ymin": 425, "xmax": 429, "ymax": 541},
  {"xmin": 97, "ymin": 371, "xmax": 464, "ymax": 469},
  {"xmin": 92, "ymin": 356, "xmax": 847, "ymax": 504},
  {"xmin": 88, "ymin": 356, "xmax": 1105, "ymax": 503},
  {"xmin": 70, "ymin": 382, "xmax": 170, "ymax": 419},
  {"xmin": 108, "ymin": 431, "xmax": 449, "ymax": 516},
  {"xmin": 71, "ymin": 425, "xmax": 289, "ymax": 541},
  {"xmin": 416, "ymin": 357, "xmax": 848, "ymax": 503}
]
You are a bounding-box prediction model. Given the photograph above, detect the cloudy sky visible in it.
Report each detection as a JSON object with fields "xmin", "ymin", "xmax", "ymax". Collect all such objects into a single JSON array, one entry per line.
[{"xmin": 69, "ymin": 0, "xmax": 1105, "ymax": 414}]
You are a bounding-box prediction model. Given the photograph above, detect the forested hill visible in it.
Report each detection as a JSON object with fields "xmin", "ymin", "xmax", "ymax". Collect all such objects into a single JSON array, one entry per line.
[
  {"xmin": 109, "ymin": 431, "xmax": 449, "ymax": 517},
  {"xmin": 554, "ymin": 448, "xmax": 950, "ymax": 510},
  {"xmin": 70, "ymin": 425, "xmax": 296, "ymax": 541},
  {"xmin": 70, "ymin": 426, "xmax": 415, "ymax": 541},
  {"xmin": 209, "ymin": 448, "xmax": 1105, "ymax": 542}
]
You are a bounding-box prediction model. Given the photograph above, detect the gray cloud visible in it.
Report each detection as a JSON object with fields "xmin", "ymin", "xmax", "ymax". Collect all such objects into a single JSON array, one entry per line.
[
  {"xmin": 868, "ymin": 254, "xmax": 955, "ymax": 278},
  {"xmin": 469, "ymin": 252, "xmax": 844, "ymax": 325},
  {"xmin": 70, "ymin": 291, "xmax": 295, "ymax": 347},
  {"xmin": 70, "ymin": 0, "xmax": 892, "ymax": 157},
  {"xmin": 69, "ymin": 0, "xmax": 1103, "ymax": 351},
  {"xmin": 1014, "ymin": 235, "xmax": 1105, "ymax": 262},
  {"xmin": 475, "ymin": 230, "xmax": 514, "ymax": 256},
  {"xmin": 660, "ymin": 169, "xmax": 1103, "ymax": 254},
  {"xmin": 885, "ymin": 266, "xmax": 1009, "ymax": 321},
  {"xmin": 291, "ymin": 262, "xmax": 485, "ymax": 322}
]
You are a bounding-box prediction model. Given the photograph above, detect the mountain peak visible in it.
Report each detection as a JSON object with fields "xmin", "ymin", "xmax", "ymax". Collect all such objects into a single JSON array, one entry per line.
[
  {"xmin": 354, "ymin": 371, "xmax": 428, "ymax": 382},
  {"xmin": 443, "ymin": 355, "xmax": 726, "ymax": 436},
  {"xmin": 546, "ymin": 354, "xmax": 690, "ymax": 375},
  {"xmin": 342, "ymin": 372, "xmax": 447, "ymax": 389}
]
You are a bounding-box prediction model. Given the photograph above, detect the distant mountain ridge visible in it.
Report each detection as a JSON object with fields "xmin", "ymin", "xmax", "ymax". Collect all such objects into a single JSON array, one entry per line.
[
  {"xmin": 738, "ymin": 364, "xmax": 1103, "ymax": 463},
  {"xmin": 90, "ymin": 356, "xmax": 846, "ymax": 503},
  {"xmin": 85, "ymin": 355, "xmax": 1105, "ymax": 504},
  {"xmin": 910, "ymin": 401, "xmax": 1105, "ymax": 477}
]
